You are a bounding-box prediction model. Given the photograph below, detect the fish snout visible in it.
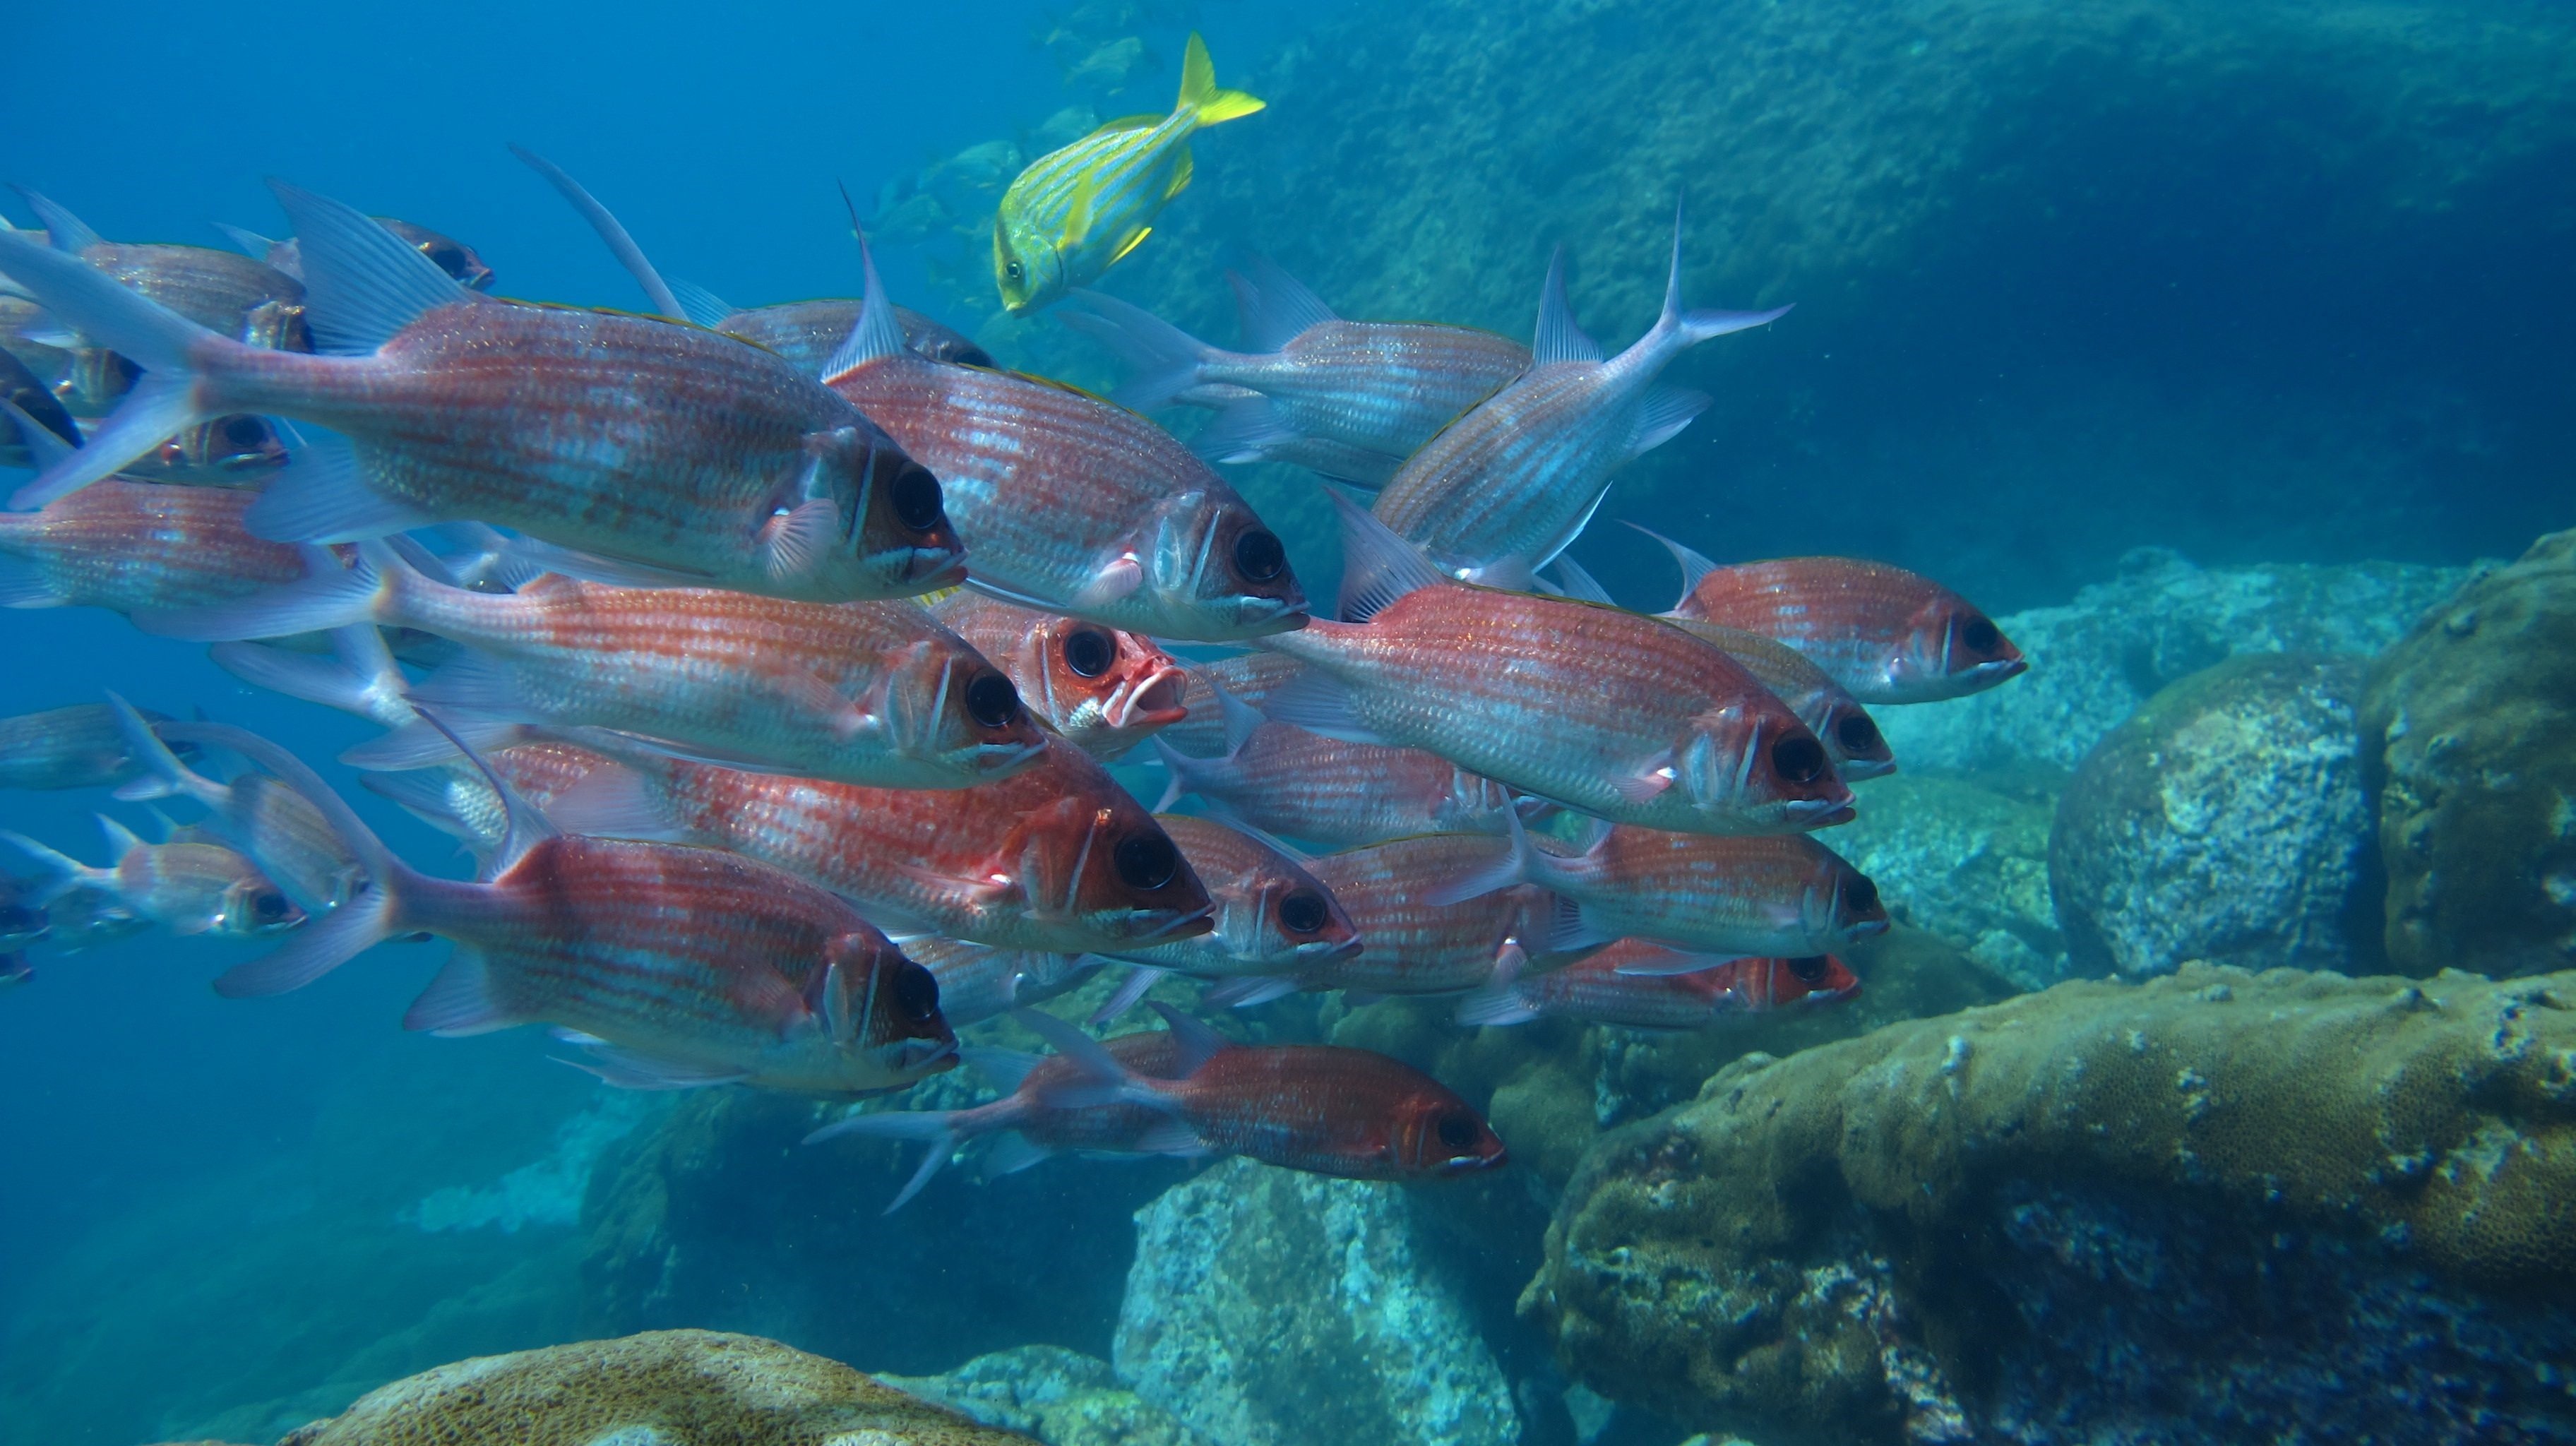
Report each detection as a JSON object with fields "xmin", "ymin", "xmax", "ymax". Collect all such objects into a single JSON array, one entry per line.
[{"xmin": 1111, "ymin": 664, "xmax": 1191, "ymax": 731}]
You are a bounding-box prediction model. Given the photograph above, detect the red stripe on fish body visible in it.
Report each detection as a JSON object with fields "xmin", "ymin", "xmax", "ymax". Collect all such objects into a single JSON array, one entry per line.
[
  {"xmin": 1146, "ymin": 1044, "xmax": 1505, "ymax": 1180},
  {"xmin": 1539, "ymin": 827, "xmax": 1890, "ymax": 958},
  {"xmin": 207, "ymin": 301, "xmax": 961, "ymax": 601},
  {"xmin": 1205, "ymin": 321, "xmax": 1531, "ymax": 457},
  {"xmin": 1159, "ymin": 655, "xmax": 1308, "ymax": 758},
  {"xmin": 827, "ymin": 353, "xmax": 1306, "ymax": 640},
  {"xmin": 576, "ymin": 736, "xmax": 1212, "ymax": 956},
  {"xmin": 931, "ymin": 591, "xmax": 1186, "ymax": 760},
  {"xmin": 1293, "ymin": 833, "xmax": 1553, "ymax": 994},
  {"xmin": 1268, "ymin": 587, "xmax": 1852, "ymax": 835},
  {"xmin": 905, "ymin": 937, "xmax": 1093, "ymax": 1026},
  {"xmin": 390, "ymin": 578, "xmax": 1042, "ymax": 788},
  {"xmin": 1110, "ymin": 815, "xmax": 1360, "ymax": 977},
  {"xmin": 714, "ymin": 301, "xmax": 991, "ymax": 374},
  {"xmin": 112, "ymin": 840, "xmax": 303, "ymax": 937},
  {"xmin": 0, "ymin": 481, "xmax": 308, "ymax": 614},
  {"xmin": 1496, "ymin": 942, "xmax": 1860, "ymax": 1029},
  {"xmin": 1672, "ymin": 558, "xmax": 2026, "ymax": 704},
  {"xmin": 1163, "ymin": 719, "xmax": 1519, "ymax": 849},
  {"xmin": 409, "ymin": 835, "xmax": 952, "ymax": 1095},
  {"xmin": 953, "ymin": 1031, "xmax": 1192, "ymax": 1156}
]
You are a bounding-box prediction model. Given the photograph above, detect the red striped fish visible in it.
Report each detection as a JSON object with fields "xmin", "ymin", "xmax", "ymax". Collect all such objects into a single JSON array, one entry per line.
[
  {"xmin": 1156, "ymin": 654, "xmax": 1306, "ymax": 758},
  {"xmin": 821, "ymin": 238, "xmax": 1306, "ymax": 642},
  {"xmin": 0, "ymin": 814, "xmax": 303, "ymax": 939},
  {"xmin": 1105, "ymin": 814, "xmax": 1360, "ymax": 981},
  {"xmin": 930, "ymin": 590, "xmax": 1186, "ymax": 760},
  {"xmin": 0, "ymin": 185, "xmax": 965, "ymax": 604},
  {"xmin": 0, "ymin": 474, "xmax": 315, "ymax": 615},
  {"xmin": 145, "ymin": 542, "xmax": 1045, "ymax": 790},
  {"xmin": 173, "ymin": 722, "xmax": 958, "ymax": 1096},
  {"xmin": 1641, "ymin": 528, "xmax": 2025, "ymax": 704},
  {"xmin": 532, "ymin": 733, "xmax": 1214, "ymax": 957},
  {"xmin": 1458, "ymin": 940, "xmax": 1860, "ymax": 1029},
  {"xmin": 1259, "ymin": 493, "xmax": 1852, "ymax": 835},
  {"xmin": 0, "ymin": 702, "xmax": 194, "ymax": 791},
  {"xmin": 1205, "ymin": 832, "xmax": 1553, "ymax": 1002}
]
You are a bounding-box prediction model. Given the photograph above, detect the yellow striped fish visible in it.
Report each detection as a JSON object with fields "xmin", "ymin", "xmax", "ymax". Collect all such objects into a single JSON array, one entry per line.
[{"xmin": 993, "ymin": 31, "xmax": 1263, "ymax": 313}]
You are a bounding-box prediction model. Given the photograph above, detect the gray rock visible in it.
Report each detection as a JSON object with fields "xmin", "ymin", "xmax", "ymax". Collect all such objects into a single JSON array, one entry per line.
[
  {"xmin": 1831, "ymin": 775, "xmax": 2064, "ymax": 991},
  {"xmin": 2050, "ymin": 652, "xmax": 2372, "ymax": 978},
  {"xmin": 878, "ymin": 1345, "xmax": 1215, "ymax": 1446},
  {"xmin": 1115, "ymin": 1157, "xmax": 1521, "ymax": 1446},
  {"xmin": 1876, "ymin": 549, "xmax": 2466, "ymax": 778}
]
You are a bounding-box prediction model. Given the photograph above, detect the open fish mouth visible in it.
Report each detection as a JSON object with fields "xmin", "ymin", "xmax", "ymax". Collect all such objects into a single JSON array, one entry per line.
[
  {"xmin": 907, "ymin": 546, "xmax": 970, "ymax": 587},
  {"xmin": 1106, "ymin": 664, "xmax": 1191, "ymax": 730},
  {"xmin": 1131, "ymin": 902, "xmax": 1217, "ymax": 942},
  {"xmin": 893, "ymin": 1036, "xmax": 960, "ymax": 1075},
  {"xmin": 1441, "ymin": 1151, "xmax": 1508, "ymax": 1174}
]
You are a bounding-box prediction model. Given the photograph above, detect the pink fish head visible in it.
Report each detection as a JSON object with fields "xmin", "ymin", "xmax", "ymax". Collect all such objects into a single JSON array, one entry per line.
[
  {"xmin": 837, "ymin": 932, "xmax": 960, "ymax": 1078},
  {"xmin": 1150, "ymin": 815, "xmax": 1362, "ymax": 972},
  {"xmin": 1892, "ymin": 594, "xmax": 2026, "ymax": 700},
  {"xmin": 1678, "ymin": 700, "xmax": 1856, "ymax": 832},
  {"xmin": 1393, "ymin": 1086, "xmax": 1510, "ymax": 1177},
  {"xmin": 1001, "ymin": 762, "xmax": 1215, "ymax": 947},
  {"xmin": 1030, "ymin": 614, "xmax": 1189, "ymax": 747},
  {"xmin": 821, "ymin": 426, "xmax": 970, "ymax": 595},
  {"xmin": 1140, "ymin": 490, "xmax": 1309, "ymax": 639}
]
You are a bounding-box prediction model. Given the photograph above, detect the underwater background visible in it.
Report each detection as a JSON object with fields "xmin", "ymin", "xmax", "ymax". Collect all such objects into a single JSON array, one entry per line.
[{"xmin": 2, "ymin": 1, "xmax": 2572, "ymax": 1444}]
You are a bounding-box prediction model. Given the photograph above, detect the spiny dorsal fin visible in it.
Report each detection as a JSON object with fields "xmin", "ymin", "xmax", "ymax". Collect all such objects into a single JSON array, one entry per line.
[
  {"xmin": 268, "ymin": 179, "xmax": 473, "ymax": 354},
  {"xmin": 12, "ymin": 188, "xmax": 105, "ymax": 253},
  {"xmin": 1532, "ymin": 245, "xmax": 1601, "ymax": 366}
]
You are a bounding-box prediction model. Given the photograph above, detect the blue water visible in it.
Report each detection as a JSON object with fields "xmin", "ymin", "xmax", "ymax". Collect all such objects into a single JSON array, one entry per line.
[{"xmin": 3, "ymin": 1, "xmax": 2570, "ymax": 1442}]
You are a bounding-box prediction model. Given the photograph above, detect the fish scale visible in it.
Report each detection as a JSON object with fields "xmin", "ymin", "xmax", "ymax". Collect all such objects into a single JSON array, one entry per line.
[
  {"xmin": 1138, "ymin": 1042, "xmax": 1505, "ymax": 1181},
  {"xmin": 0, "ymin": 480, "xmax": 310, "ymax": 614},
  {"xmin": 1107, "ymin": 814, "xmax": 1360, "ymax": 978},
  {"xmin": 1670, "ymin": 555, "xmax": 2026, "ymax": 704},
  {"xmin": 1214, "ymin": 322, "xmax": 1529, "ymax": 445},
  {"xmin": 1292, "ymin": 833, "xmax": 1556, "ymax": 995},
  {"xmin": 1527, "ymin": 826, "xmax": 1890, "ymax": 959},
  {"xmin": 541, "ymin": 735, "xmax": 1212, "ymax": 957},
  {"xmin": 1157, "ymin": 718, "xmax": 1519, "ymax": 849},
  {"xmin": 931, "ymin": 590, "xmax": 1187, "ymax": 760},
  {"xmin": 1465, "ymin": 941, "xmax": 1861, "ymax": 1029}
]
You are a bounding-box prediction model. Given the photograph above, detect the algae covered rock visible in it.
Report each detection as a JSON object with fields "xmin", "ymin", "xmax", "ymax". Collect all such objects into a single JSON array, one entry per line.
[
  {"xmin": 1832, "ymin": 775, "xmax": 2063, "ymax": 989},
  {"xmin": 2051, "ymin": 652, "xmax": 2373, "ymax": 978},
  {"xmin": 1114, "ymin": 1157, "xmax": 1521, "ymax": 1446},
  {"xmin": 2366, "ymin": 530, "xmax": 2576, "ymax": 977},
  {"xmin": 878, "ymin": 1346, "xmax": 1215, "ymax": 1446},
  {"xmin": 273, "ymin": 1329, "xmax": 1034, "ymax": 1444},
  {"xmin": 1524, "ymin": 964, "xmax": 2576, "ymax": 1446},
  {"xmin": 1875, "ymin": 549, "xmax": 2464, "ymax": 777}
]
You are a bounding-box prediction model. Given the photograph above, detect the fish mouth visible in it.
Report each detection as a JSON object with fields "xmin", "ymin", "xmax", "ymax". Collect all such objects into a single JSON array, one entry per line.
[
  {"xmin": 1976, "ymin": 658, "xmax": 2030, "ymax": 683},
  {"xmin": 1835, "ymin": 755, "xmax": 1899, "ymax": 783},
  {"xmin": 1106, "ymin": 664, "xmax": 1191, "ymax": 731},
  {"xmin": 1131, "ymin": 903, "xmax": 1217, "ymax": 943},
  {"xmin": 894, "ymin": 1036, "xmax": 960, "ymax": 1075},
  {"xmin": 907, "ymin": 547, "xmax": 970, "ymax": 589},
  {"xmin": 1441, "ymin": 1150, "xmax": 1508, "ymax": 1175},
  {"xmin": 1779, "ymin": 796, "xmax": 1856, "ymax": 828}
]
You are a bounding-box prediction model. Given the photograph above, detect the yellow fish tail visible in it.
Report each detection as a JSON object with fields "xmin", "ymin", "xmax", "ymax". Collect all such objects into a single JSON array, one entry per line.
[{"xmin": 1177, "ymin": 32, "xmax": 1263, "ymax": 127}]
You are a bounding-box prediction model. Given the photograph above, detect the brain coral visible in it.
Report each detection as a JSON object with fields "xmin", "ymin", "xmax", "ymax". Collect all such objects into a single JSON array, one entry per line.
[
  {"xmin": 275, "ymin": 1330, "xmax": 1035, "ymax": 1445},
  {"xmin": 2365, "ymin": 529, "xmax": 2576, "ymax": 977},
  {"xmin": 1523, "ymin": 964, "xmax": 2576, "ymax": 1445}
]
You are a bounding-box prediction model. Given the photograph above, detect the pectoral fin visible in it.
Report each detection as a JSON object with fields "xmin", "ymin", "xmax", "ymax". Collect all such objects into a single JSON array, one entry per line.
[{"xmin": 1107, "ymin": 226, "xmax": 1153, "ymax": 265}]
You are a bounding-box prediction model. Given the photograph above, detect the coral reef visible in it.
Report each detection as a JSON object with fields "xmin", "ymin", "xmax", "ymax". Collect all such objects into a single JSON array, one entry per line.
[
  {"xmin": 2365, "ymin": 529, "xmax": 2576, "ymax": 978},
  {"xmin": 1873, "ymin": 549, "xmax": 2464, "ymax": 778},
  {"xmin": 1831, "ymin": 776, "xmax": 2061, "ymax": 989},
  {"xmin": 1115, "ymin": 1156, "xmax": 1522, "ymax": 1446},
  {"xmin": 271, "ymin": 1330, "xmax": 1034, "ymax": 1444},
  {"xmin": 1524, "ymin": 963, "xmax": 2576, "ymax": 1445},
  {"xmin": 2051, "ymin": 652, "xmax": 2373, "ymax": 978},
  {"xmin": 579, "ymin": 1084, "xmax": 1193, "ymax": 1375},
  {"xmin": 881, "ymin": 1345, "xmax": 1217, "ymax": 1446}
]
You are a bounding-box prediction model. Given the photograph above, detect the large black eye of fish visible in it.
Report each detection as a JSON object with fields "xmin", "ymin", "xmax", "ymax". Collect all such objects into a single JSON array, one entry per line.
[
  {"xmin": 252, "ymin": 892, "xmax": 290, "ymax": 921},
  {"xmin": 1960, "ymin": 616, "xmax": 2001, "ymax": 654},
  {"xmin": 964, "ymin": 669, "xmax": 1022, "ymax": 728},
  {"xmin": 1114, "ymin": 832, "xmax": 1179, "ymax": 892},
  {"xmin": 1836, "ymin": 712, "xmax": 1881, "ymax": 754},
  {"xmin": 1786, "ymin": 955, "xmax": 1831, "ymax": 984},
  {"xmin": 1435, "ymin": 1111, "xmax": 1479, "ymax": 1152},
  {"xmin": 889, "ymin": 465, "xmax": 946, "ymax": 532},
  {"xmin": 1061, "ymin": 626, "xmax": 1115, "ymax": 679},
  {"xmin": 1232, "ymin": 528, "xmax": 1287, "ymax": 583},
  {"xmin": 889, "ymin": 959, "xmax": 942, "ymax": 1025},
  {"xmin": 1844, "ymin": 874, "xmax": 1881, "ymax": 914},
  {"xmin": 422, "ymin": 242, "xmax": 468, "ymax": 279},
  {"xmin": 1770, "ymin": 734, "xmax": 1827, "ymax": 784},
  {"xmin": 1005, "ymin": 260, "xmax": 1025, "ymax": 282},
  {"xmin": 218, "ymin": 415, "xmax": 271, "ymax": 450},
  {"xmin": 1277, "ymin": 890, "xmax": 1328, "ymax": 936}
]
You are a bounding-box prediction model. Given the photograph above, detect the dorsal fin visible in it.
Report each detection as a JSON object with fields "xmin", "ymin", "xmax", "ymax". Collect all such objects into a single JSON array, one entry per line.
[
  {"xmin": 412, "ymin": 707, "xmax": 556, "ymax": 878},
  {"xmin": 1145, "ymin": 1000, "xmax": 1232, "ymax": 1076},
  {"xmin": 1532, "ymin": 245, "xmax": 1601, "ymax": 366},
  {"xmin": 1325, "ymin": 487, "xmax": 1448, "ymax": 623},
  {"xmin": 1226, "ymin": 251, "xmax": 1337, "ymax": 351},
  {"xmin": 510, "ymin": 145, "xmax": 686, "ymax": 322},
  {"xmin": 820, "ymin": 213, "xmax": 909, "ymax": 382},
  {"xmin": 669, "ymin": 278, "xmax": 735, "ymax": 329},
  {"xmin": 268, "ymin": 179, "xmax": 473, "ymax": 354},
  {"xmin": 95, "ymin": 813, "xmax": 146, "ymax": 860},
  {"xmin": 11, "ymin": 188, "xmax": 105, "ymax": 253},
  {"xmin": 1621, "ymin": 521, "xmax": 1719, "ymax": 610},
  {"xmin": 1546, "ymin": 556, "xmax": 1616, "ymax": 607}
]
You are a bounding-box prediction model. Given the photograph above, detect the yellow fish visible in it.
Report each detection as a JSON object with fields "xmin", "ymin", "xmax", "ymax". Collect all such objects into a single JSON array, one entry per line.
[{"xmin": 993, "ymin": 31, "xmax": 1263, "ymax": 313}]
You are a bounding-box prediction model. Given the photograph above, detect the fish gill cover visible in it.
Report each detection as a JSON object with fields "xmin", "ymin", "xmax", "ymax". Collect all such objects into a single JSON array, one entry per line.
[{"xmin": 1, "ymin": 1, "xmax": 2573, "ymax": 1445}]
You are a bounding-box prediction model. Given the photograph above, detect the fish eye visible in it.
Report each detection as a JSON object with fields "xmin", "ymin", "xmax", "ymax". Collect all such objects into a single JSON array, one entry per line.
[
  {"xmin": 218, "ymin": 415, "xmax": 270, "ymax": 450},
  {"xmin": 1277, "ymin": 890, "xmax": 1328, "ymax": 935},
  {"xmin": 949, "ymin": 344, "xmax": 996, "ymax": 369},
  {"xmin": 1844, "ymin": 874, "xmax": 1880, "ymax": 914},
  {"xmin": 423, "ymin": 243, "xmax": 467, "ymax": 277},
  {"xmin": 1232, "ymin": 528, "xmax": 1286, "ymax": 583},
  {"xmin": 1434, "ymin": 1111, "xmax": 1479, "ymax": 1152},
  {"xmin": 1770, "ymin": 734, "xmax": 1826, "ymax": 784},
  {"xmin": 1786, "ymin": 955, "xmax": 1830, "ymax": 984},
  {"xmin": 252, "ymin": 892, "xmax": 289, "ymax": 921},
  {"xmin": 888, "ymin": 464, "xmax": 947, "ymax": 532},
  {"xmin": 890, "ymin": 959, "xmax": 942, "ymax": 1024},
  {"xmin": 1835, "ymin": 712, "xmax": 1880, "ymax": 754},
  {"xmin": 964, "ymin": 669, "xmax": 1022, "ymax": 728},
  {"xmin": 1005, "ymin": 260, "xmax": 1025, "ymax": 281},
  {"xmin": 1960, "ymin": 616, "xmax": 2000, "ymax": 654},
  {"xmin": 1061, "ymin": 626, "xmax": 1116, "ymax": 679},
  {"xmin": 1114, "ymin": 832, "xmax": 1179, "ymax": 891}
]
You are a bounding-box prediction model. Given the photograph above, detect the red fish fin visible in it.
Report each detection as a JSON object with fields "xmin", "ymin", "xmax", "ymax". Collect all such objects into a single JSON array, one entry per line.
[
  {"xmin": 401, "ymin": 945, "xmax": 529, "ymax": 1035},
  {"xmin": 1075, "ymin": 556, "xmax": 1145, "ymax": 607},
  {"xmin": 268, "ymin": 179, "xmax": 476, "ymax": 354},
  {"xmin": 1607, "ymin": 760, "xmax": 1676, "ymax": 804},
  {"xmin": 1144, "ymin": 1000, "xmax": 1232, "ymax": 1075},
  {"xmin": 1548, "ymin": 896, "xmax": 1613, "ymax": 955},
  {"xmin": 1424, "ymin": 807, "xmax": 1532, "ymax": 907},
  {"xmin": 761, "ymin": 498, "xmax": 840, "ymax": 584},
  {"xmin": 984, "ymin": 1132, "xmax": 1056, "ymax": 1177},
  {"xmin": 1133, "ymin": 1118, "xmax": 1210, "ymax": 1157}
]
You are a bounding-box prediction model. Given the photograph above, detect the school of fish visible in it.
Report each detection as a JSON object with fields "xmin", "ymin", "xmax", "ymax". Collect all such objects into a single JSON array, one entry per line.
[{"xmin": 0, "ymin": 32, "xmax": 2025, "ymax": 1198}]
